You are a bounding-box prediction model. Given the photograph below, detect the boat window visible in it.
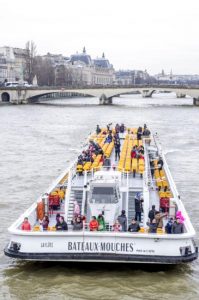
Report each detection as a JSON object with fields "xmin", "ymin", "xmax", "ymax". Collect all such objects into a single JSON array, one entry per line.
[{"xmin": 90, "ymin": 186, "xmax": 118, "ymax": 204}]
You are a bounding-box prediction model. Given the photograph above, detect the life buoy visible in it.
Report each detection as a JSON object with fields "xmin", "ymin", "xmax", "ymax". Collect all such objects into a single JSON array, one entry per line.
[{"xmin": 37, "ymin": 201, "xmax": 44, "ymax": 221}]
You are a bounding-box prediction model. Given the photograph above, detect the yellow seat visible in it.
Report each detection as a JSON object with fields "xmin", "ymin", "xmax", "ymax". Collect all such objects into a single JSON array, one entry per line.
[{"xmin": 33, "ymin": 225, "xmax": 40, "ymax": 232}]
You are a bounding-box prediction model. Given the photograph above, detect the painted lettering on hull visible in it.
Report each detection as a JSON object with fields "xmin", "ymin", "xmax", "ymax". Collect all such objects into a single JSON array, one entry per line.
[{"xmin": 67, "ymin": 242, "xmax": 134, "ymax": 253}]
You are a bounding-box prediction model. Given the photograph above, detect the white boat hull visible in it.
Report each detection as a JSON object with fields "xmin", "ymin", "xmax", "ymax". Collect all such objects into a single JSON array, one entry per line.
[{"xmin": 5, "ymin": 232, "xmax": 198, "ymax": 264}]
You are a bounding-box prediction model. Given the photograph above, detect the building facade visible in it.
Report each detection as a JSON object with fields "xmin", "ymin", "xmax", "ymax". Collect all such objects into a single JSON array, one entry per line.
[{"xmin": 0, "ymin": 46, "xmax": 27, "ymax": 83}]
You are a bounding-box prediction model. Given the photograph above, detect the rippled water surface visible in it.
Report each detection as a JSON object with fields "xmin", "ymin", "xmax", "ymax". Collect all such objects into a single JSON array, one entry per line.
[{"xmin": 0, "ymin": 93, "xmax": 199, "ymax": 300}]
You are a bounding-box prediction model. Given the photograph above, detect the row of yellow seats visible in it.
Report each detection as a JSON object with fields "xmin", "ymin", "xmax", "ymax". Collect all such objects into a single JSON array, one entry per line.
[
  {"xmin": 33, "ymin": 226, "xmax": 57, "ymax": 232},
  {"xmin": 104, "ymin": 142, "xmax": 114, "ymax": 158},
  {"xmin": 132, "ymin": 158, "xmax": 145, "ymax": 173},
  {"xmin": 124, "ymin": 139, "xmax": 133, "ymax": 172},
  {"xmin": 91, "ymin": 154, "xmax": 103, "ymax": 170},
  {"xmin": 51, "ymin": 189, "xmax": 65, "ymax": 199},
  {"xmin": 159, "ymin": 191, "xmax": 173, "ymax": 198},
  {"xmin": 139, "ymin": 227, "xmax": 165, "ymax": 234},
  {"xmin": 155, "ymin": 170, "xmax": 169, "ymax": 188},
  {"xmin": 117, "ymin": 139, "xmax": 129, "ymax": 171}
]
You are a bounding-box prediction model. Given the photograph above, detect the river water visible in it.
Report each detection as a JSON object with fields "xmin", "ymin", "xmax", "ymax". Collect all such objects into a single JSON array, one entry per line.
[{"xmin": 0, "ymin": 93, "xmax": 198, "ymax": 300}]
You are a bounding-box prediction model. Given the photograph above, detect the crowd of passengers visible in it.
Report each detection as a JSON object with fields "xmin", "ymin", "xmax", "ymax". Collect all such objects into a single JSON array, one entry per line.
[
  {"xmin": 21, "ymin": 201, "xmax": 184, "ymax": 234},
  {"xmin": 77, "ymin": 123, "xmax": 150, "ymax": 169}
]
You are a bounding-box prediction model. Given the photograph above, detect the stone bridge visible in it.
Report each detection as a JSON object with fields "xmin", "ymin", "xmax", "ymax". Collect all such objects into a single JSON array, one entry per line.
[{"xmin": 1, "ymin": 85, "xmax": 199, "ymax": 105}]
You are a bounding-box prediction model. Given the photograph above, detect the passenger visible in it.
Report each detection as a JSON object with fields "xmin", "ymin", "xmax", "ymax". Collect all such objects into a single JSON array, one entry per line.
[
  {"xmin": 120, "ymin": 123, "xmax": 125, "ymax": 133},
  {"xmin": 42, "ymin": 215, "xmax": 49, "ymax": 231},
  {"xmin": 115, "ymin": 123, "xmax": 120, "ymax": 133},
  {"xmin": 115, "ymin": 141, "xmax": 121, "ymax": 161},
  {"xmin": 165, "ymin": 218, "xmax": 174, "ymax": 234},
  {"xmin": 131, "ymin": 146, "xmax": 137, "ymax": 159},
  {"xmin": 134, "ymin": 196, "xmax": 143, "ymax": 222},
  {"xmin": 137, "ymin": 126, "xmax": 142, "ymax": 140},
  {"xmin": 172, "ymin": 217, "xmax": 184, "ymax": 234},
  {"xmin": 21, "ymin": 217, "xmax": 31, "ymax": 231},
  {"xmin": 155, "ymin": 211, "xmax": 167, "ymax": 229},
  {"xmin": 73, "ymin": 216, "xmax": 83, "ymax": 231},
  {"xmin": 74, "ymin": 200, "xmax": 80, "ymax": 217},
  {"xmin": 128, "ymin": 218, "xmax": 140, "ymax": 232},
  {"xmin": 97, "ymin": 214, "xmax": 106, "ymax": 231},
  {"xmin": 113, "ymin": 220, "xmax": 122, "ymax": 232},
  {"xmin": 56, "ymin": 216, "xmax": 68, "ymax": 231},
  {"xmin": 148, "ymin": 205, "xmax": 158, "ymax": 223},
  {"xmin": 157, "ymin": 157, "xmax": 164, "ymax": 171},
  {"xmin": 96, "ymin": 125, "xmax": 101, "ymax": 135},
  {"xmin": 105, "ymin": 133, "xmax": 112, "ymax": 144},
  {"xmin": 117, "ymin": 210, "xmax": 127, "ymax": 232},
  {"xmin": 89, "ymin": 216, "xmax": 99, "ymax": 231},
  {"xmin": 147, "ymin": 218, "xmax": 158, "ymax": 233},
  {"xmin": 176, "ymin": 211, "xmax": 185, "ymax": 224},
  {"xmin": 56, "ymin": 213, "xmax": 60, "ymax": 224},
  {"xmin": 143, "ymin": 127, "xmax": 151, "ymax": 136}
]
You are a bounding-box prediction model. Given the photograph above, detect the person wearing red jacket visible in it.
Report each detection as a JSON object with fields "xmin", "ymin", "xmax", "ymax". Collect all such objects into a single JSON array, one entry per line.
[
  {"xmin": 21, "ymin": 217, "xmax": 31, "ymax": 231},
  {"xmin": 89, "ymin": 216, "xmax": 99, "ymax": 231}
]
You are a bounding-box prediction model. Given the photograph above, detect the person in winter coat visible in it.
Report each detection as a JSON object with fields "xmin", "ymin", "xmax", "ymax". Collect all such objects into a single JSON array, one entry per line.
[
  {"xmin": 113, "ymin": 220, "xmax": 122, "ymax": 232},
  {"xmin": 172, "ymin": 218, "xmax": 184, "ymax": 234},
  {"xmin": 135, "ymin": 197, "xmax": 143, "ymax": 222},
  {"xmin": 42, "ymin": 215, "xmax": 49, "ymax": 231},
  {"xmin": 97, "ymin": 214, "xmax": 106, "ymax": 231},
  {"xmin": 147, "ymin": 219, "xmax": 158, "ymax": 233},
  {"xmin": 175, "ymin": 211, "xmax": 185, "ymax": 224},
  {"xmin": 74, "ymin": 200, "xmax": 80, "ymax": 217},
  {"xmin": 115, "ymin": 141, "xmax": 121, "ymax": 161},
  {"xmin": 56, "ymin": 216, "xmax": 68, "ymax": 231},
  {"xmin": 128, "ymin": 219, "xmax": 140, "ymax": 232},
  {"xmin": 148, "ymin": 205, "xmax": 158, "ymax": 223},
  {"xmin": 117, "ymin": 210, "xmax": 127, "ymax": 232},
  {"xmin": 21, "ymin": 217, "xmax": 31, "ymax": 231},
  {"xmin": 165, "ymin": 218, "xmax": 174, "ymax": 234},
  {"xmin": 73, "ymin": 216, "xmax": 83, "ymax": 231},
  {"xmin": 96, "ymin": 125, "xmax": 101, "ymax": 134},
  {"xmin": 155, "ymin": 211, "xmax": 167, "ymax": 228},
  {"xmin": 89, "ymin": 216, "xmax": 99, "ymax": 231}
]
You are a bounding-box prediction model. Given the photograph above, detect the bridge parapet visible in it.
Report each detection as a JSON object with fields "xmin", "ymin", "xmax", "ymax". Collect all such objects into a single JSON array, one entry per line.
[{"xmin": 1, "ymin": 85, "xmax": 199, "ymax": 105}]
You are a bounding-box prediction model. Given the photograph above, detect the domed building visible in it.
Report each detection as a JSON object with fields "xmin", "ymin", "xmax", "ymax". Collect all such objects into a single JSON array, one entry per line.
[{"xmin": 67, "ymin": 48, "xmax": 115, "ymax": 86}]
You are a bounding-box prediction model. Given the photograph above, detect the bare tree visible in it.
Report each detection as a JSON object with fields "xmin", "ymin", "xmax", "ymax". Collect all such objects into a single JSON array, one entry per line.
[{"xmin": 24, "ymin": 41, "xmax": 37, "ymax": 83}]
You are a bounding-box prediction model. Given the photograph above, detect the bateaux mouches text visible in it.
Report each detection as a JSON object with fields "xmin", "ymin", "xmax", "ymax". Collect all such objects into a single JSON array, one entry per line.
[
  {"xmin": 40, "ymin": 241, "xmax": 155, "ymax": 253},
  {"xmin": 68, "ymin": 241, "xmax": 134, "ymax": 252}
]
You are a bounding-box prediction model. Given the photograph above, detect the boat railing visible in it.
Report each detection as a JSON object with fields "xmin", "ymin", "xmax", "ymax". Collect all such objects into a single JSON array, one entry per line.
[
  {"xmin": 142, "ymin": 138, "xmax": 150, "ymax": 227},
  {"xmin": 153, "ymin": 133, "xmax": 195, "ymax": 234}
]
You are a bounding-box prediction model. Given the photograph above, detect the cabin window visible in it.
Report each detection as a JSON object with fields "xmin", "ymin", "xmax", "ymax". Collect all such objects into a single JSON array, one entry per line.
[{"xmin": 90, "ymin": 187, "xmax": 118, "ymax": 204}]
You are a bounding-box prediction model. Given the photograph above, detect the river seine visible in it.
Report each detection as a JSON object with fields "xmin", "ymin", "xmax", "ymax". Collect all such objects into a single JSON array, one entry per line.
[{"xmin": 0, "ymin": 93, "xmax": 198, "ymax": 300}]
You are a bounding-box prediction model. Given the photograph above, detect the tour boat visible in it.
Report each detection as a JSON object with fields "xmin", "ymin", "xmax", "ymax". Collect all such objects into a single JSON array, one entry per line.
[{"xmin": 4, "ymin": 125, "xmax": 198, "ymax": 264}]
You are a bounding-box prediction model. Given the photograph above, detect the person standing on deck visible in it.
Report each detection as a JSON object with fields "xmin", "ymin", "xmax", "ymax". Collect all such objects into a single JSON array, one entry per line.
[
  {"xmin": 96, "ymin": 125, "xmax": 101, "ymax": 134},
  {"xmin": 172, "ymin": 218, "xmax": 184, "ymax": 234},
  {"xmin": 117, "ymin": 210, "xmax": 127, "ymax": 232},
  {"xmin": 155, "ymin": 211, "xmax": 167, "ymax": 229},
  {"xmin": 134, "ymin": 197, "xmax": 143, "ymax": 222},
  {"xmin": 148, "ymin": 205, "xmax": 158, "ymax": 223},
  {"xmin": 115, "ymin": 140, "xmax": 121, "ymax": 161}
]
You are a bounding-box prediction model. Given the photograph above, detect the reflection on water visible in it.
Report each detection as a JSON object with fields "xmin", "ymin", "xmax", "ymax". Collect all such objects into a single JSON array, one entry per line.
[{"xmin": 0, "ymin": 94, "xmax": 199, "ymax": 299}]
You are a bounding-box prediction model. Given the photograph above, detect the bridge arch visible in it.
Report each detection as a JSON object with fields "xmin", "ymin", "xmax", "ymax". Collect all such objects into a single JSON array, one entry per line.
[
  {"xmin": 27, "ymin": 91, "xmax": 96, "ymax": 103},
  {"xmin": 1, "ymin": 92, "xmax": 10, "ymax": 102}
]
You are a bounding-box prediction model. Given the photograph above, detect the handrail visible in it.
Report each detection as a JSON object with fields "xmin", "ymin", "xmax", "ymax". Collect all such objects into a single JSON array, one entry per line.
[
  {"xmin": 153, "ymin": 133, "xmax": 195, "ymax": 234},
  {"xmin": 81, "ymin": 171, "xmax": 87, "ymax": 215}
]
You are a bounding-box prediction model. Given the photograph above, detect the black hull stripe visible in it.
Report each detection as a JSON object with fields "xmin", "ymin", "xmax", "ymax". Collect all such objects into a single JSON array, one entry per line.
[{"xmin": 4, "ymin": 247, "xmax": 198, "ymax": 264}]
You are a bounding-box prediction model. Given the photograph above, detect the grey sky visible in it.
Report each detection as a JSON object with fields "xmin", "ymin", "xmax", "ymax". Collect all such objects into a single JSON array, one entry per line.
[{"xmin": 0, "ymin": 0, "xmax": 198, "ymax": 74}]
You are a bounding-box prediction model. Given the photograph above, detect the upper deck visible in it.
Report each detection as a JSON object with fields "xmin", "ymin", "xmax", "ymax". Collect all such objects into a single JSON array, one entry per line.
[{"xmin": 8, "ymin": 125, "xmax": 196, "ymax": 238}]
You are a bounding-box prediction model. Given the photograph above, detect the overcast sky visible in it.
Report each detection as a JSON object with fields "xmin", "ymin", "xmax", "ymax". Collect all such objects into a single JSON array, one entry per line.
[{"xmin": 0, "ymin": 0, "xmax": 199, "ymax": 74}]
